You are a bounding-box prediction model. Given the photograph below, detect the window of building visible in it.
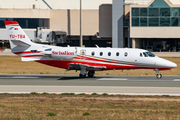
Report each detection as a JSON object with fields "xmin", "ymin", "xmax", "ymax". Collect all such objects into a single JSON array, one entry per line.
[
  {"xmin": 132, "ymin": 18, "xmax": 139, "ymax": 26},
  {"xmin": 171, "ymin": 8, "xmax": 179, "ymax": 17},
  {"xmin": 131, "ymin": 0, "xmax": 180, "ymax": 27},
  {"xmin": 108, "ymin": 52, "xmax": 111, "ymax": 56},
  {"xmin": 0, "ymin": 18, "xmax": 49, "ymax": 28},
  {"xmin": 132, "ymin": 8, "xmax": 139, "ymax": 16},
  {"xmin": 171, "ymin": 17, "xmax": 179, "ymax": 26},
  {"xmin": 149, "ymin": 18, "xmax": 159, "ymax": 26},
  {"xmin": 149, "ymin": 8, "xmax": 159, "ymax": 17},
  {"xmin": 100, "ymin": 52, "xmax": 103, "ymax": 56},
  {"xmin": 140, "ymin": 18, "xmax": 147, "ymax": 26},
  {"xmin": 116, "ymin": 52, "xmax": 119, "ymax": 56},
  {"xmin": 160, "ymin": 17, "xmax": 170, "ymax": 26},
  {"xmin": 140, "ymin": 8, "xmax": 147, "ymax": 16},
  {"xmin": 160, "ymin": 8, "xmax": 170, "ymax": 17}
]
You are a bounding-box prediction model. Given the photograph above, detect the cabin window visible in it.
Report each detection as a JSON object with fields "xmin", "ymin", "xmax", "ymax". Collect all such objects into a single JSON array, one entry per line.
[
  {"xmin": 91, "ymin": 51, "xmax": 95, "ymax": 56},
  {"xmin": 100, "ymin": 52, "xmax": 103, "ymax": 56},
  {"xmin": 140, "ymin": 53, "xmax": 143, "ymax": 57},
  {"xmin": 30, "ymin": 50, "xmax": 37, "ymax": 53},
  {"xmin": 124, "ymin": 52, "xmax": 128, "ymax": 57},
  {"xmin": 143, "ymin": 52, "xmax": 148, "ymax": 57},
  {"xmin": 116, "ymin": 52, "xmax": 119, "ymax": 56},
  {"xmin": 108, "ymin": 52, "xmax": 111, "ymax": 56}
]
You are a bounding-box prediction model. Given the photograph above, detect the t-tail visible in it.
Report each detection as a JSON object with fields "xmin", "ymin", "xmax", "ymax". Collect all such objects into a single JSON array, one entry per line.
[
  {"xmin": 4, "ymin": 20, "xmax": 34, "ymax": 53},
  {"xmin": 4, "ymin": 20, "xmax": 44, "ymax": 61}
]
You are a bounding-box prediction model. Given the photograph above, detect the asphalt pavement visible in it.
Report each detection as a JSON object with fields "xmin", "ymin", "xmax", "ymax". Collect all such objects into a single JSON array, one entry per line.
[{"xmin": 0, "ymin": 74, "xmax": 180, "ymax": 95}]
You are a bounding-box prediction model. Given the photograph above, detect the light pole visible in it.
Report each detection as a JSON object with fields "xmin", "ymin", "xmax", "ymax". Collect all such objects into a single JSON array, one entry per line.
[{"xmin": 80, "ymin": 0, "xmax": 83, "ymax": 47}]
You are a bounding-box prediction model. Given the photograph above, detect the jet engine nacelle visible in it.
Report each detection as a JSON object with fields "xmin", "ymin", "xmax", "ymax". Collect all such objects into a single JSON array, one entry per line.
[{"xmin": 51, "ymin": 47, "xmax": 76, "ymax": 59}]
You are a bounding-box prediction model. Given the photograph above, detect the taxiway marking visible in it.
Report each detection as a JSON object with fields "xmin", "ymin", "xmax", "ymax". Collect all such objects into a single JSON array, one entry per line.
[
  {"xmin": 173, "ymin": 79, "xmax": 180, "ymax": 81},
  {"xmin": 97, "ymin": 78, "xmax": 128, "ymax": 81}
]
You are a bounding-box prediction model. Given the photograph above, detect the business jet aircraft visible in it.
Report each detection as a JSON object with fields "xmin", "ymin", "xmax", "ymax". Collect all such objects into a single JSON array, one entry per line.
[{"xmin": 4, "ymin": 20, "xmax": 177, "ymax": 79}]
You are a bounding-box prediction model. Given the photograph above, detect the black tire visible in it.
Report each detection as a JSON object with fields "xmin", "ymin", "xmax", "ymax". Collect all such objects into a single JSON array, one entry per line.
[
  {"xmin": 79, "ymin": 74, "xmax": 86, "ymax": 78},
  {"xmin": 156, "ymin": 74, "xmax": 162, "ymax": 79},
  {"xmin": 88, "ymin": 71, "xmax": 95, "ymax": 77}
]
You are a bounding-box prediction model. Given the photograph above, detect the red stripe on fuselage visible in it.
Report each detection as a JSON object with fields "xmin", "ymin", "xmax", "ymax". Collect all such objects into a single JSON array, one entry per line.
[
  {"xmin": 35, "ymin": 60, "xmax": 171, "ymax": 71},
  {"xmin": 23, "ymin": 55, "xmax": 44, "ymax": 57},
  {"xmin": 14, "ymin": 51, "xmax": 42, "ymax": 54},
  {"xmin": 74, "ymin": 55, "xmax": 151, "ymax": 67}
]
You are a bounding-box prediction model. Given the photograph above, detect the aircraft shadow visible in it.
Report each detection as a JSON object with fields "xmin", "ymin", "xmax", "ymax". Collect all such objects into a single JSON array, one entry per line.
[{"xmin": 57, "ymin": 77, "xmax": 96, "ymax": 80}]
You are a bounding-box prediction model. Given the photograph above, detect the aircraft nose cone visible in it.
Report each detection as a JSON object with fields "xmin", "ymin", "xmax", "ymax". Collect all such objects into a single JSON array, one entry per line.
[
  {"xmin": 168, "ymin": 62, "xmax": 177, "ymax": 68},
  {"xmin": 155, "ymin": 58, "xmax": 177, "ymax": 68}
]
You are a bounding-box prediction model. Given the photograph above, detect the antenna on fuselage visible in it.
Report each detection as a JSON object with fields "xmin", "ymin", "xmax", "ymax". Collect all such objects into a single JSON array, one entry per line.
[{"xmin": 95, "ymin": 44, "xmax": 99, "ymax": 48}]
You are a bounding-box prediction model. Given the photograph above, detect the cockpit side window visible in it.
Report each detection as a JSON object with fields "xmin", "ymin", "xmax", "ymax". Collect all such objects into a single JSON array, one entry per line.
[
  {"xmin": 146, "ymin": 52, "xmax": 155, "ymax": 57},
  {"xmin": 143, "ymin": 52, "xmax": 148, "ymax": 57},
  {"xmin": 140, "ymin": 53, "xmax": 143, "ymax": 57}
]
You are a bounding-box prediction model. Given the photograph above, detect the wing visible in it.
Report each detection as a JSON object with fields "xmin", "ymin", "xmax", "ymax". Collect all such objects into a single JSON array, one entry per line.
[{"xmin": 68, "ymin": 63, "xmax": 106, "ymax": 71}]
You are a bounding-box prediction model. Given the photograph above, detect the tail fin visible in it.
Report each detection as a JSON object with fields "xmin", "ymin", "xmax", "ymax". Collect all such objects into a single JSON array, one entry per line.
[{"xmin": 4, "ymin": 20, "xmax": 33, "ymax": 51}]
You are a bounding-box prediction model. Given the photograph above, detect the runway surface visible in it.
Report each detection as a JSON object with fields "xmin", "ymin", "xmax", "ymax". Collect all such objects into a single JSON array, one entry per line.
[{"xmin": 0, "ymin": 74, "xmax": 180, "ymax": 95}]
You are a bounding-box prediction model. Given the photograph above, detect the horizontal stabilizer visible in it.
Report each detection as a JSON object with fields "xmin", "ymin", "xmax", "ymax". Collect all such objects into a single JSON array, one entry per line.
[
  {"xmin": 21, "ymin": 57, "xmax": 40, "ymax": 61},
  {"xmin": 11, "ymin": 40, "xmax": 30, "ymax": 47}
]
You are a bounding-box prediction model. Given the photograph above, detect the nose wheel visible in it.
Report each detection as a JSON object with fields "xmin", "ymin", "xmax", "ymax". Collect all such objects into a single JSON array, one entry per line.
[
  {"xmin": 154, "ymin": 69, "xmax": 162, "ymax": 79},
  {"xmin": 156, "ymin": 74, "xmax": 162, "ymax": 79}
]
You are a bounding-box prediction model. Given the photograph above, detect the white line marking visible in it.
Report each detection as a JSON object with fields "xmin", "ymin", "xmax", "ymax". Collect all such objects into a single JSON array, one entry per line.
[
  {"xmin": 0, "ymin": 77, "xmax": 39, "ymax": 79},
  {"xmin": 97, "ymin": 78, "xmax": 128, "ymax": 81},
  {"xmin": 173, "ymin": 79, "xmax": 180, "ymax": 81},
  {"xmin": 12, "ymin": 77, "xmax": 39, "ymax": 79}
]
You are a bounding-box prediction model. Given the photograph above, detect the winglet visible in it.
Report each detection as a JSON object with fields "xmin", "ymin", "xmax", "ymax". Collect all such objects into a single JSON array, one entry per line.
[{"xmin": 4, "ymin": 20, "xmax": 19, "ymax": 26}]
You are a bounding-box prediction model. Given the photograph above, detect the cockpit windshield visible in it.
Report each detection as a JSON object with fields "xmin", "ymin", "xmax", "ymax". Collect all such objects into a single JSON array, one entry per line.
[
  {"xmin": 143, "ymin": 52, "xmax": 148, "ymax": 57},
  {"xmin": 146, "ymin": 52, "xmax": 155, "ymax": 57}
]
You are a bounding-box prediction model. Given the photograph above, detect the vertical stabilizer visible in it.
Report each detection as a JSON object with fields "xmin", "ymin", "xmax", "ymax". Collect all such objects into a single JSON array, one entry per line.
[{"xmin": 4, "ymin": 20, "xmax": 33, "ymax": 50}]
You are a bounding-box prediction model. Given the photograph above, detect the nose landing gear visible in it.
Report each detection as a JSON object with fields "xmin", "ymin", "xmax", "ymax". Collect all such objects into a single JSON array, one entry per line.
[{"xmin": 154, "ymin": 69, "xmax": 162, "ymax": 79}]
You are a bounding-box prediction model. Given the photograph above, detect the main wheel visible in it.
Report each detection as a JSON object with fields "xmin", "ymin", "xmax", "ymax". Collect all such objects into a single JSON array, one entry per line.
[
  {"xmin": 156, "ymin": 74, "xmax": 162, "ymax": 79},
  {"xmin": 79, "ymin": 74, "xmax": 86, "ymax": 78},
  {"xmin": 88, "ymin": 71, "xmax": 95, "ymax": 77}
]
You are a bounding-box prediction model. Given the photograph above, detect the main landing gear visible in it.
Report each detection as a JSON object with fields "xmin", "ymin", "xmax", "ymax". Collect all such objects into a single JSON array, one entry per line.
[
  {"xmin": 79, "ymin": 71, "xmax": 95, "ymax": 78},
  {"xmin": 79, "ymin": 66, "xmax": 95, "ymax": 78},
  {"xmin": 154, "ymin": 69, "xmax": 162, "ymax": 79},
  {"xmin": 88, "ymin": 71, "xmax": 95, "ymax": 78}
]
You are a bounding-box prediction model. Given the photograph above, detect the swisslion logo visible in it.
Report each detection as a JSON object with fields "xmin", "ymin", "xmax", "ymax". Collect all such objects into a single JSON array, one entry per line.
[{"xmin": 52, "ymin": 51, "xmax": 74, "ymax": 55}]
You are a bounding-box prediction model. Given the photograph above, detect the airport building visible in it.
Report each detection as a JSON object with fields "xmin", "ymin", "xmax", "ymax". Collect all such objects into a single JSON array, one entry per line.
[
  {"xmin": 129, "ymin": 0, "xmax": 180, "ymax": 52},
  {"xmin": 0, "ymin": 0, "xmax": 180, "ymax": 52}
]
